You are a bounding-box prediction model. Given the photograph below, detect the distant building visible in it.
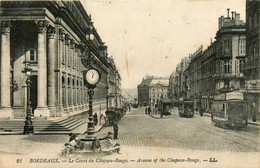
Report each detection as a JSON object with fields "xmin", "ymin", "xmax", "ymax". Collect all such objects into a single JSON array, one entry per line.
[
  {"xmin": 137, "ymin": 76, "xmax": 169, "ymax": 106},
  {"xmin": 200, "ymin": 42, "xmax": 216, "ymax": 112},
  {"xmin": 107, "ymin": 57, "xmax": 122, "ymax": 109},
  {"xmin": 169, "ymin": 56, "xmax": 191, "ymax": 103},
  {"xmin": 244, "ymin": 0, "xmax": 260, "ymax": 121},
  {"xmin": 188, "ymin": 45, "xmax": 203, "ymax": 110}
]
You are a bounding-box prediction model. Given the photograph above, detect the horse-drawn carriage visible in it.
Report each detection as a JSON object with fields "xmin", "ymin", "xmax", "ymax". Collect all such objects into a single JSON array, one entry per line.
[{"xmin": 105, "ymin": 108, "xmax": 125, "ymax": 126}]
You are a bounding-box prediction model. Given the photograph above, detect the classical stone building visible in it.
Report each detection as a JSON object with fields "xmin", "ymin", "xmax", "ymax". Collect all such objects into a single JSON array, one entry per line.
[
  {"xmin": 172, "ymin": 9, "xmax": 246, "ymax": 113},
  {"xmin": 214, "ymin": 10, "xmax": 246, "ymax": 93},
  {"xmin": 200, "ymin": 42, "xmax": 216, "ymax": 112},
  {"xmin": 107, "ymin": 57, "xmax": 122, "ymax": 109},
  {"xmin": 173, "ymin": 56, "xmax": 191, "ymax": 101},
  {"xmin": 188, "ymin": 45, "xmax": 203, "ymax": 110},
  {"xmin": 0, "ymin": 0, "xmax": 120, "ymax": 126},
  {"xmin": 138, "ymin": 76, "xmax": 169, "ymax": 107},
  {"xmin": 244, "ymin": 0, "xmax": 260, "ymax": 121}
]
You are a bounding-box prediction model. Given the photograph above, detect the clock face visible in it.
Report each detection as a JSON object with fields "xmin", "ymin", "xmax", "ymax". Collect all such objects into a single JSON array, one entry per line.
[{"xmin": 85, "ymin": 69, "xmax": 100, "ymax": 86}]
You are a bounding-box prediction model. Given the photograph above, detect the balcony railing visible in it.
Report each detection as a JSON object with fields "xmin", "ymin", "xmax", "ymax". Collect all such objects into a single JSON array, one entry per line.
[{"xmin": 213, "ymin": 73, "xmax": 244, "ymax": 78}]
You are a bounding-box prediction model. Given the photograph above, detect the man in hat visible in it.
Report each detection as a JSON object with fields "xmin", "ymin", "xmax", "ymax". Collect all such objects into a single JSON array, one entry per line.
[{"xmin": 93, "ymin": 113, "xmax": 98, "ymax": 125}]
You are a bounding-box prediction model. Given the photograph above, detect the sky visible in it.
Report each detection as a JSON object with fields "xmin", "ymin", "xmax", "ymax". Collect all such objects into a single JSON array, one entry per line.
[{"xmin": 81, "ymin": 0, "xmax": 246, "ymax": 89}]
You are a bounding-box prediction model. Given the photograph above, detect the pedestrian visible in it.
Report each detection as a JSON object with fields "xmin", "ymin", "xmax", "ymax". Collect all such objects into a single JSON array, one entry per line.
[
  {"xmin": 199, "ymin": 108, "xmax": 203, "ymax": 117},
  {"xmin": 145, "ymin": 107, "xmax": 148, "ymax": 115},
  {"xmin": 92, "ymin": 137, "xmax": 101, "ymax": 153},
  {"xmin": 93, "ymin": 113, "xmax": 98, "ymax": 125},
  {"xmin": 148, "ymin": 106, "xmax": 151, "ymax": 115},
  {"xmin": 68, "ymin": 133, "xmax": 76, "ymax": 142},
  {"xmin": 62, "ymin": 135, "xmax": 80, "ymax": 157},
  {"xmin": 252, "ymin": 102, "xmax": 257, "ymax": 122},
  {"xmin": 128, "ymin": 104, "xmax": 131, "ymax": 112},
  {"xmin": 113, "ymin": 122, "xmax": 119, "ymax": 139}
]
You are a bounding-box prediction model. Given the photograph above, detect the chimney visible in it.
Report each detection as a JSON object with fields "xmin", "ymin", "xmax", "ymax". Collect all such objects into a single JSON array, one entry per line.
[
  {"xmin": 227, "ymin": 8, "xmax": 230, "ymax": 18},
  {"xmin": 235, "ymin": 13, "xmax": 240, "ymax": 20},
  {"xmin": 231, "ymin": 11, "xmax": 234, "ymax": 20}
]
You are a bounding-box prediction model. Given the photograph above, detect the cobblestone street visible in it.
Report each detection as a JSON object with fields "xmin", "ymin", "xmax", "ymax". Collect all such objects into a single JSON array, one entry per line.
[
  {"xmin": 115, "ymin": 107, "xmax": 259, "ymax": 152},
  {"xmin": 0, "ymin": 107, "xmax": 259, "ymax": 168}
]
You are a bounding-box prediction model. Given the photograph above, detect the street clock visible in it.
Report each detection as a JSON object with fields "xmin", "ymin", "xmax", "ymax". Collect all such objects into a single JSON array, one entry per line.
[{"xmin": 83, "ymin": 68, "xmax": 101, "ymax": 88}]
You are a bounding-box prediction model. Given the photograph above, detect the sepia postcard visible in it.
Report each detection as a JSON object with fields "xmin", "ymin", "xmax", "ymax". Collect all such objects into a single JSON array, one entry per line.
[{"xmin": 0, "ymin": 0, "xmax": 259, "ymax": 167}]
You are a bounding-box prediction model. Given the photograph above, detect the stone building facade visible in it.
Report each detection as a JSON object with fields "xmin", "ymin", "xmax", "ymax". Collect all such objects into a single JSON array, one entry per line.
[
  {"xmin": 244, "ymin": 0, "xmax": 260, "ymax": 121},
  {"xmin": 169, "ymin": 56, "xmax": 191, "ymax": 103},
  {"xmin": 171, "ymin": 9, "xmax": 246, "ymax": 113},
  {"xmin": 200, "ymin": 42, "xmax": 216, "ymax": 112},
  {"xmin": 188, "ymin": 46, "xmax": 203, "ymax": 110},
  {"xmin": 107, "ymin": 57, "xmax": 122, "ymax": 109},
  {"xmin": 0, "ymin": 1, "xmax": 121, "ymax": 121},
  {"xmin": 138, "ymin": 76, "xmax": 169, "ymax": 107}
]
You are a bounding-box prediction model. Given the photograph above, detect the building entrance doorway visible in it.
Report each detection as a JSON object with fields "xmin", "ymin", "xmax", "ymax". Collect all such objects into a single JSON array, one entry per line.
[{"xmin": 30, "ymin": 75, "xmax": 37, "ymax": 115}]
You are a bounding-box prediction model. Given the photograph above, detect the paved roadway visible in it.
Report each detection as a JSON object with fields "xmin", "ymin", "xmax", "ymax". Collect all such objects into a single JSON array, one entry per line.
[
  {"xmin": 116, "ymin": 107, "xmax": 259, "ymax": 152},
  {"xmin": 0, "ymin": 107, "xmax": 259, "ymax": 168}
]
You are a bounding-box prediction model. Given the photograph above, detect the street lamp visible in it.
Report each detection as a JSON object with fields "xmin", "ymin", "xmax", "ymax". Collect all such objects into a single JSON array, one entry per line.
[
  {"xmin": 82, "ymin": 24, "xmax": 100, "ymax": 136},
  {"xmin": 23, "ymin": 63, "xmax": 34, "ymax": 134},
  {"xmin": 86, "ymin": 24, "xmax": 95, "ymax": 41},
  {"xmin": 160, "ymin": 95, "xmax": 163, "ymax": 118}
]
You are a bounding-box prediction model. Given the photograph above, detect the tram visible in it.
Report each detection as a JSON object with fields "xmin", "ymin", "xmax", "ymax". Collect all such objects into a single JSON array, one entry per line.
[
  {"xmin": 178, "ymin": 99, "xmax": 194, "ymax": 118},
  {"xmin": 158, "ymin": 98, "xmax": 173, "ymax": 115},
  {"xmin": 211, "ymin": 91, "xmax": 248, "ymax": 129}
]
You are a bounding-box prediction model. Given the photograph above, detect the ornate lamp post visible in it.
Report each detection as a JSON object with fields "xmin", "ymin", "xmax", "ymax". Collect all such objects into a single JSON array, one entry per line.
[
  {"xmin": 81, "ymin": 23, "xmax": 102, "ymax": 136},
  {"xmin": 23, "ymin": 63, "xmax": 34, "ymax": 134}
]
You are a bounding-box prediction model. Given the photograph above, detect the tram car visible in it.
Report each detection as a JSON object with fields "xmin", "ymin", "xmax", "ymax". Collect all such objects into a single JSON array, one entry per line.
[
  {"xmin": 178, "ymin": 100, "xmax": 194, "ymax": 118},
  {"xmin": 211, "ymin": 92, "xmax": 248, "ymax": 129},
  {"xmin": 158, "ymin": 98, "xmax": 173, "ymax": 115}
]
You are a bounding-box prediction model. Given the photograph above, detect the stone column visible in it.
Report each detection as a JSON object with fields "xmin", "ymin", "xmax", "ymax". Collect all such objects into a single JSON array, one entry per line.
[
  {"xmin": 65, "ymin": 36, "xmax": 69, "ymax": 109},
  {"xmin": 34, "ymin": 21, "xmax": 50, "ymax": 118},
  {"xmin": 0, "ymin": 21, "xmax": 13, "ymax": 118},
  {"xmin": 81, "ymin": 82, "xmax": 84, "ymax": 106},
  {"xmin": 70, "ymin": 41, "xmax": 74, "ymax": 108},
  {"xmin": 79, "ymin": 80, "xmax": 82, "ymax": 106},
  {"xmin": 76, "ymin": 78, "xmax": 79, "ymax": 106},
  {"xmin": 57, "ymin": 29, "xmax": 65, "ymax": 116},
  {"xmin": 47, "ymin": 26, "xmax": 56, "ymax": 116}
]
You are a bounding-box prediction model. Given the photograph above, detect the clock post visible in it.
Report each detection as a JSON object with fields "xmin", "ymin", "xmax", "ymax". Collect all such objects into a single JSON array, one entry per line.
[
  {"xmin": 83, "ymin": 68, "xmax": 101, "ymax": 136},
  {"xmin": 86, "ymin": 87, "xmax": 95, "ymax": 135}
]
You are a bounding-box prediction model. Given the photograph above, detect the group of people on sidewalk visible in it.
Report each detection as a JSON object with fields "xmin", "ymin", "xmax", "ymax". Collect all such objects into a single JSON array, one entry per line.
[{"xmin": 145, "ymin": 106, "xmax": 151, "ymax": 115}]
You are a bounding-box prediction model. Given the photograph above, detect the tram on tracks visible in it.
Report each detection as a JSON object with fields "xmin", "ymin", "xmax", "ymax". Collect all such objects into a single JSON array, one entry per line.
[
  {"xmin": 178, "ymin": 98, "xmax": 194, "ymax": 118},
  {"xmin": 211, "ymin": 91, "xmax": 248, "ymax": 129}
]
